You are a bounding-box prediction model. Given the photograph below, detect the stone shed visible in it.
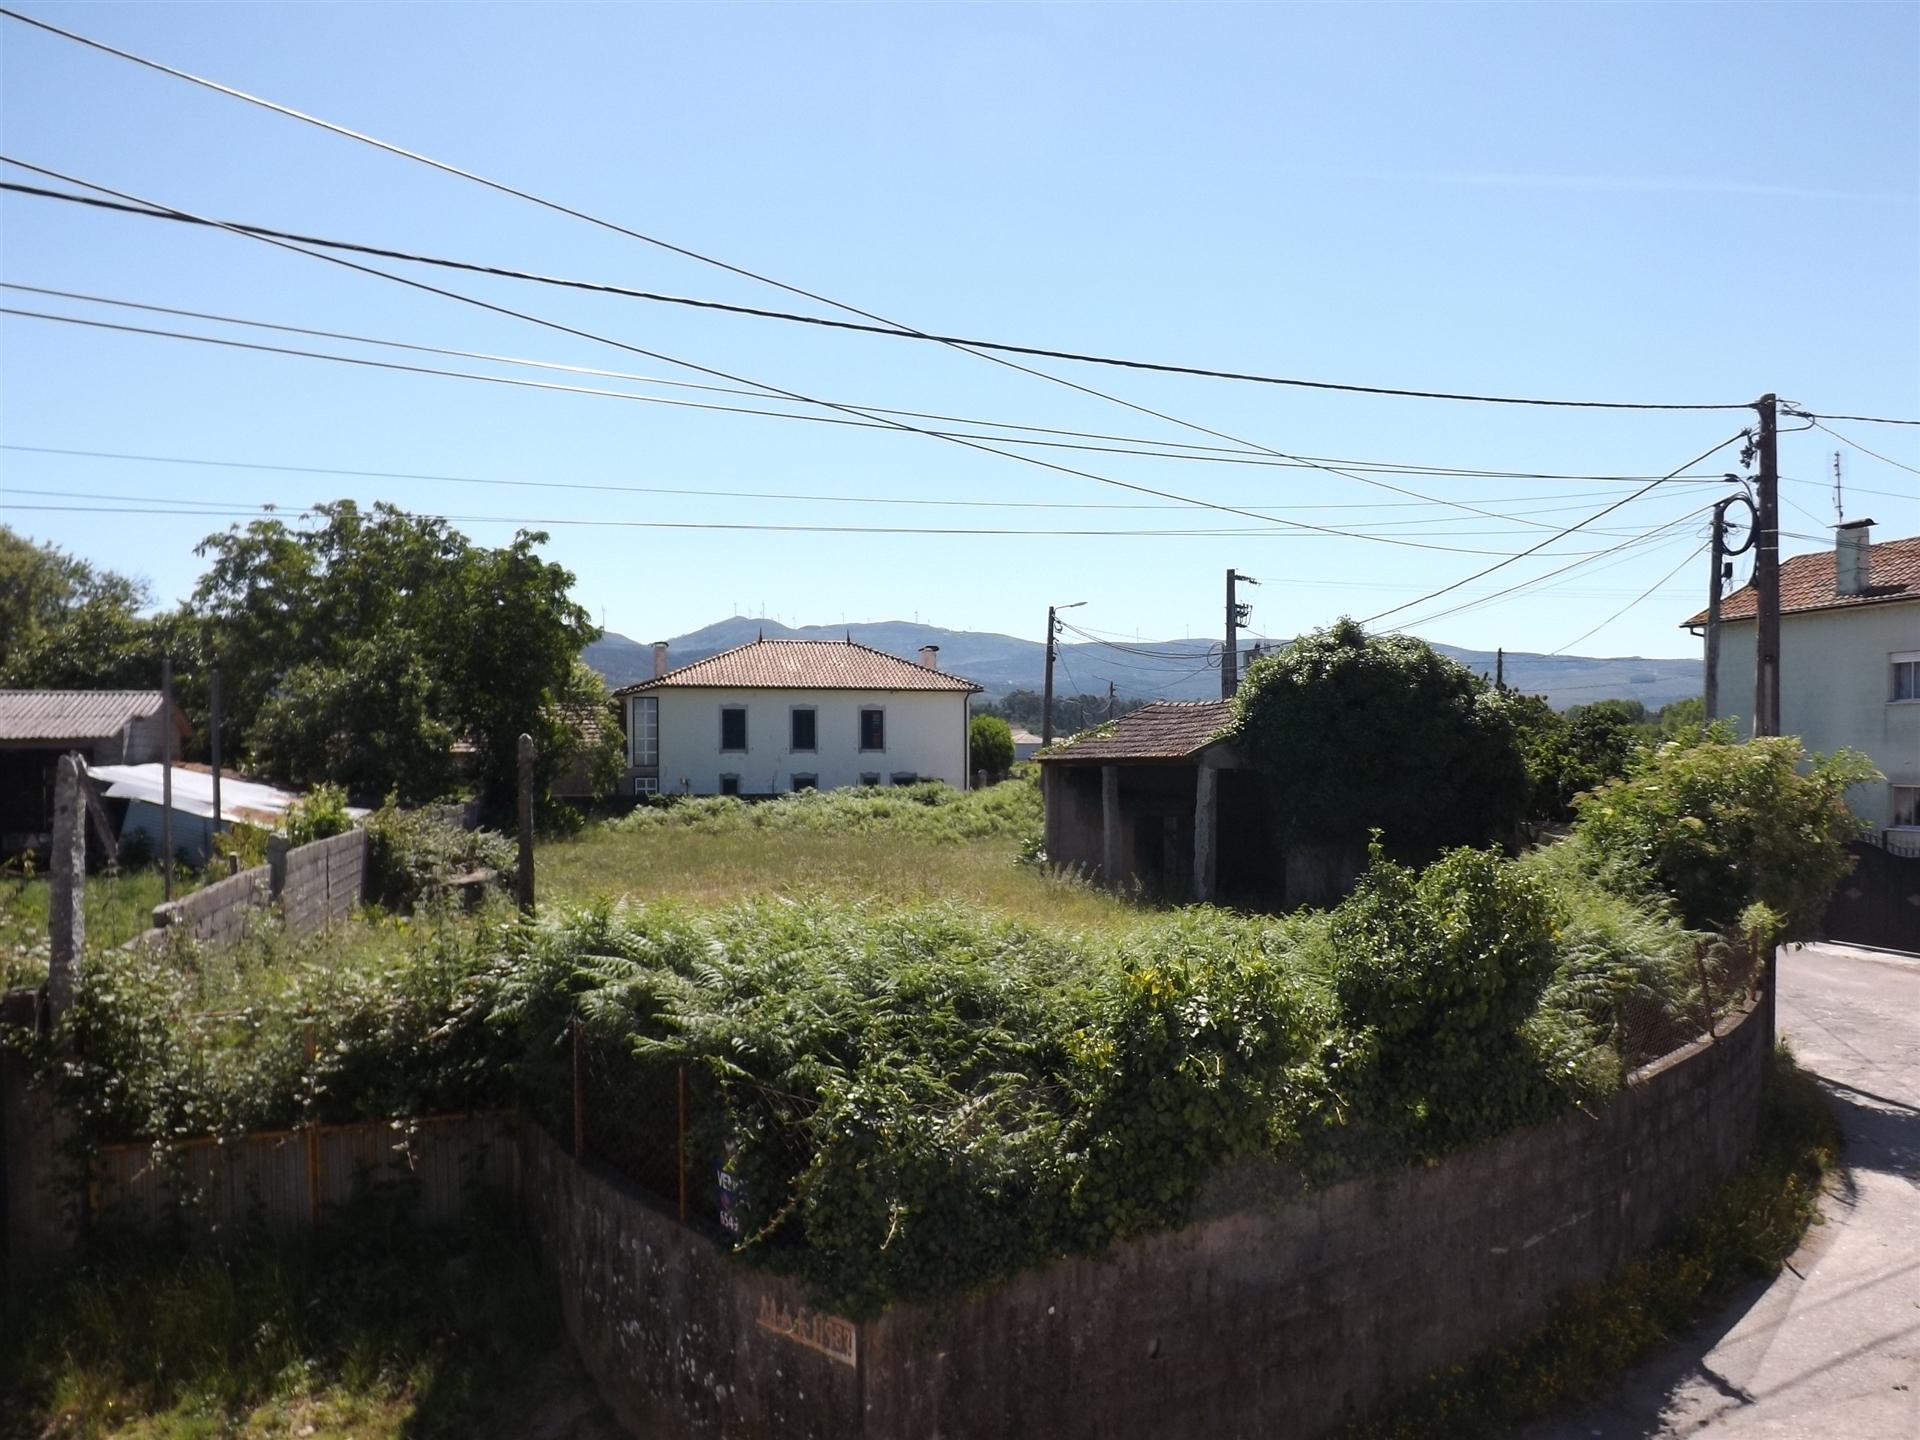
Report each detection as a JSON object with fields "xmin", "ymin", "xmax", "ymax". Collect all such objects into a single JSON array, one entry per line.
[{"xmin": 1037, "ymin": 700, "xmax": 1273, "ymax": 903}]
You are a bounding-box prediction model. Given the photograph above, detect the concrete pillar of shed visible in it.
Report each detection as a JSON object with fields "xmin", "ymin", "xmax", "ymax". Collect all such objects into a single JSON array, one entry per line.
[
  {"xmin": 1193, "ymin": 765, "xmax": 1218, "ymax": 904},
  {"xmin": 47, "ymin": 753, "xmax": 85, "ymax": 1020},
  {"xmin": 1101, "ymin": 764, "xmax": 1121, "ymax": 887}
]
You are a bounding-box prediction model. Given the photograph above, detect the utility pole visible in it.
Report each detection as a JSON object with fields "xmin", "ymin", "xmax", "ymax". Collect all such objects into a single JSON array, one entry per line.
[
  {"xmin": 1222, "ymin": 569, "xmax": 1257, "ymax": 699},
  {"xmin": 1495, "ymin": 648, "xmax": 1504, "ymax": 691},
  {"xmin": 160, "ymin": 655, "xmax": 175, "ymax": 901},
  {"xmin": 209, "ymin": 665, "xmax": 223, "ymax": 848},
  {"xmin": 1753, "ymin": 395, "xmax": 1782, "ymax": 738},
  {"xmin": 1042, "ymin": 600, "xmax": 1086, "ymax": 746},
  {"xmin": 1701, "ymin": 492, "xmax": 1750, "ymax": 723},
  {"xmin": 1108, "ymin": 680, "xmax": 1116, "ymax": 722}
]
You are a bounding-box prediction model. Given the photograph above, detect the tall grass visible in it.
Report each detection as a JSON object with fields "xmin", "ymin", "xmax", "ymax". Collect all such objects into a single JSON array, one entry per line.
[{"xmin": 1, "ymin": 866, "xmax": 175, "ymax": 990}]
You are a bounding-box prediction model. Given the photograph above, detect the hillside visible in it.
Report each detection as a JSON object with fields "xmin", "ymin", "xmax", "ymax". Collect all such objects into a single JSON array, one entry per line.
[{"xmin": 584, "ymin": 619, "xmax": 1701, "ymax": 712}]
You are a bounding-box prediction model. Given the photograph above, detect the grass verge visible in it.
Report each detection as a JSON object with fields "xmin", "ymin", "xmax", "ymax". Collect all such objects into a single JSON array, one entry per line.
[
  {"xmin": 1342, "ymin": 1046, "xmax": 1841, "ymax": 1438},
  {"xmin": 0, "ymin": 1205, "xmax": 618, "ymax": 1440}
]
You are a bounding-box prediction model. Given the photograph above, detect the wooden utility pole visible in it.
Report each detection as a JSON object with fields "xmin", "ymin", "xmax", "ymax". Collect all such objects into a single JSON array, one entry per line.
[
  {"xmin": 516, "ymin": 733, "xmax": 536, "ymax": 914},
  {"xmin": 1222, "ymin": 569, "xmax": 1257, "ymax": 699},
  {"xmin": 209, "ymin": 665, "xmax": 223, "ymax": 848},
  {"xmin": 1041, "ymin": 600, "xmax": 1085, "ymax": 746},
  {"xmin": 1753, "ymin": 395, "xmax": 1782, "ymax": 738},
  {"xmin": 48, "ymin": 754, "xmax": 85, "ymax": 1020},
  {"xmin": 161, "ymin": 655, "xmax": 174, "ymax": 901},
  {"xmin": 1495, "ymin": 648, "xmax": 1504, "ymax": 691},
  {"xmin": 1108, "ymin": 680, "xmax": 1116, "ymax": 722}
]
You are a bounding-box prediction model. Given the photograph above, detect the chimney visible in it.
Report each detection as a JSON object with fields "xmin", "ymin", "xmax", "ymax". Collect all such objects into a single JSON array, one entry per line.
[
  {"xmin": 1836, "ymin": 519, "xmax": 1874, "ymax": 596},
  {"xmin": 652, "ymin": 640, "xmax": 669, "ymax": 679},
  {"xmin": 918, "ymin": 644, "xmax": 940, "ymax": 671}
]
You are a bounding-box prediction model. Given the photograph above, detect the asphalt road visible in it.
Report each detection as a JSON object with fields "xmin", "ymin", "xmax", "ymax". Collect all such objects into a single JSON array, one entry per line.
[{"xmin": 1528, "ymin": 942, "xmax": 1920, "ymax": 1439}]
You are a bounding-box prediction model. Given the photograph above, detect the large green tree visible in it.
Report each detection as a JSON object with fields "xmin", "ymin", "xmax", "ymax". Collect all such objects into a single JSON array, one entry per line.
[{"xmin": 1230, "ymin": 619, "xmax": 1529, "ymax": 859}]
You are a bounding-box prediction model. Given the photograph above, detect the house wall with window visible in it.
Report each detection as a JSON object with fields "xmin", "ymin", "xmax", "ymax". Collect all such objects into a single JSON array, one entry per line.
[
  {"xmin": 1710, "ymin": 600, "xmax": 1920, "ymax": 835},
  {"xmin": 626, "ymin": 687, "xmax": 970, "ymax": 796}
]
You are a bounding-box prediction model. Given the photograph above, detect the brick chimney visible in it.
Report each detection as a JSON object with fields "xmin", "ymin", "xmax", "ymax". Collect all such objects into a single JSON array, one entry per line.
[
  {"xmin": 1836, "ymin": 519, "xmax": 1874, "ymax": 596},
  {"xmin": 918, "ymin": 644, "xmax": 940, "ymax": 671},
  {"xmin": 652, "ymin": 640, "xmax": 669, "ymax": 679}
]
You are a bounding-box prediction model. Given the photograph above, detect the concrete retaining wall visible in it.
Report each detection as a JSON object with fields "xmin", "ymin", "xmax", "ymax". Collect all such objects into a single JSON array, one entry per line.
[{"xmin": 528, "ymin": 999, "xmax": 1768, "ymax": 1440}]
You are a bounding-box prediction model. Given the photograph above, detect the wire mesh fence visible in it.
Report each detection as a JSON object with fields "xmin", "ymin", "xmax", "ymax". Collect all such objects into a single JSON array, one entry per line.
[{"xmin": 572, "ymin": 1020, "xmax": 704, "ymax": 1225}]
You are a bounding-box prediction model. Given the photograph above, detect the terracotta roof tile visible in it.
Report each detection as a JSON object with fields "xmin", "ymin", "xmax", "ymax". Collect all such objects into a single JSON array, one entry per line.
[
  {"xmin": 1681, "ymin": 534, "xmax": 1919, "ymax": 627},
  {"xmin": 613, "ymin": 639, "xmax": 981, "ymax": 694},
  {"xmin": 0, "ymin": 690, "xmax": 180, "ymax": 742},
  {"xmin": 1037, "ymin": 699, "xmax": 1234, "ymax": 763}
]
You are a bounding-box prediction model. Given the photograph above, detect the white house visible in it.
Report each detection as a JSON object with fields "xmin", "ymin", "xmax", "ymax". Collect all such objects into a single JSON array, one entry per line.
[
  {"xmin": 612, "ymin": 638, "xmax": 982, "ymax": 797},
  {"xmin": 1685, "ymin": 521, "xmax": 1919, "ymax": 838}
]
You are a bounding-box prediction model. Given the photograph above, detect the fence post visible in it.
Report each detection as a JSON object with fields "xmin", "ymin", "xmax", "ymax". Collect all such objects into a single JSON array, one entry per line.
[
  {"xmin": 48, "ymin": 754, "xmax": 86, "ymax": 1021},
  {"xmin": 677, "ymin": 1064, "xmax": 688, "ymax": 1223},
  {"xmin": 304, "ymin": 1020, "xmax": 322, "ymax": 1227},
  {"xmin": 517, "ymin": 733, "xmax": 536, "ymax": 915},
  {"xmin": 571, "ymin": 1017, "xmax": 585, "ymax": 1160}
]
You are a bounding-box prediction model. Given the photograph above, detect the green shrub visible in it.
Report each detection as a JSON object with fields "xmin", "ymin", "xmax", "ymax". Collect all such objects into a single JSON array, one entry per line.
[
  {"xmin": 1573, "ymin": 729, "xmax": 1875, "ymax": 935},
  {"xmin": 283, "ymin": 782, "xmax": 353, "ymax": 846},
  {"xmin": 364, "ymin": 801, "xmax": 515, "ymax": 911},
  {"xmin": 969, "ymin": 714, "xmax": 1015, "ymax": 774},
  {"xmin": 609, "ymin": 778, "xmax": 1041, "ymax": 844}
]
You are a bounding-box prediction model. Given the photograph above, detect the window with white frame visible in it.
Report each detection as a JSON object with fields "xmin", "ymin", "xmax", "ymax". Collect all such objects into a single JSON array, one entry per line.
[
  {"xmin": 633, "ymin": 776, "xmax": 659, "ymax": 797},
  {"xmin": 1894, "ymin": 785, "xmax": 1920, "ymax": 829},
  {"xmin": 1893, "ymin": 652, "xmax": 1920, "ymax": 702},
  {"xmin": 630, "ymin": 696, "xmax": 658, "ymax": 767}
]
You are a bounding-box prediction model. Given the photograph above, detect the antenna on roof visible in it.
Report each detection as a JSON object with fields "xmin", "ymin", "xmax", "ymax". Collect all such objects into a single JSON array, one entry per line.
[
  {"xmin": 1833, "ymin": 452, "xmax": 1844, "ymax": 525},
  {"xmin": 757, "ymin": 627, "xmax": 764, "ymax": 643}
]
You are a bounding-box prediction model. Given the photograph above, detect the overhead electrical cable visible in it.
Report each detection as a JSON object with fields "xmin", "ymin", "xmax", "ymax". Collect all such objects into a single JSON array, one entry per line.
[
  {"xmin": 1357, "ymin": 434, "xmax": 1748, "ymax": 626},
  {"xmin": 1803, "ymin": 418, "xmax": 1920, "ymax": 479},
  {"xmin": 0, "ymin": 176, "xmax": 1760, "ymax": 415},
  {"xmin": 0, "ymin": 158, "xmax": 1577, "ymax": 559},
  {"xmin": 1550, "ymin": 541, "xmax": 1712, "ymax": 654},
  {"xmin": 1782, "ymin": 404, "xmax": 1920, "ymax": 429}
]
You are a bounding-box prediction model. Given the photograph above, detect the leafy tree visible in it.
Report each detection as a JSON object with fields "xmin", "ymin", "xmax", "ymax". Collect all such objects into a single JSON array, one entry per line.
[
  {"xmin": 1494, "ymin": 691, "xmax": 1648, "ymax": 823},
  {"xmin": 1574, "ymin": 727, "xmax": 1876, "ymax": 936},
  {"xmin": 969, "ymin": 714, "xmax": 1015, "ymax": 774},
  {"xmin": 1230, "ymin": 620, "xmax": 1529, "ymax": 859},
  {"xmin": 1653, "ymin": 696, "xmax": 1705, "ymax": 738},
  {"xmin": 977, "ymin": 689, "xmax": 1148, "ymax": 735}
]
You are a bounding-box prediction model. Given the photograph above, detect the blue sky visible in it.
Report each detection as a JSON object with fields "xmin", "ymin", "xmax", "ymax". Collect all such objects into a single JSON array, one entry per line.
[{"xmin": 2, "ymin": 1, "xmax": 1915, "ymax": 677}]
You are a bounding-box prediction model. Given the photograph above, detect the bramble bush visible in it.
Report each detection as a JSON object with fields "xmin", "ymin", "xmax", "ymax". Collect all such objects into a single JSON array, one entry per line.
[{"xmin": 363, "ymin": 801, "xmax": 515, "ymax": 912}]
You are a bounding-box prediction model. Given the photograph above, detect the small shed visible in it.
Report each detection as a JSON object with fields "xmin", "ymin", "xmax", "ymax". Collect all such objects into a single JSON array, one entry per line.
[
  {"xmin": 0, "ymin": 690, "xmax": 190, "ymax": 852},
  {"xmin": 1009, "ymin": 727, "xmax": 1045, "ymax": 763},
  {"xmin": 1037, "ymin": 700, "xmax": 1272, "ymax": 903}
]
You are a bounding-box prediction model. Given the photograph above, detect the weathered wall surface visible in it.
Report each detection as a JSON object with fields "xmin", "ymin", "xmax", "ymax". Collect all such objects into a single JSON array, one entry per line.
[
  {"xmin": 151, "ymin": 863, "xmax": 272, "ymax": 946},
  {"xmin": 522, "ymin": 1124, "xmax": 864, "ymax": 1440},
  {"xmin": 534, "ymin": 999, "xmax": 1766, "ymax": 1440},
  {"xmin": 273, "ymin": 829, "xmax": 368, "ymax": 936}
]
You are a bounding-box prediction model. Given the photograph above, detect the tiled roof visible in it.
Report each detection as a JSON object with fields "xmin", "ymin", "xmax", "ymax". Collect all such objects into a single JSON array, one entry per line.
[
  {"xmin": 1037, "ymin": 699, "xmax": 1234, "ymax": 763},
  {"xmin": 1681, "ymin": 534, "xmax": 1919, "ymax": 627},
  {"xmin": 0, "ymin": 690, "xmax": 178, "ymax": 742},
  {"xmin": 613, "ymin": 639, "xmax": 981, "ymax": 695}
]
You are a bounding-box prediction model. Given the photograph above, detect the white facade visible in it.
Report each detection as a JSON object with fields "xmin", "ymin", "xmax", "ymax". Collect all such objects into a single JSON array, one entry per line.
[
  {"xmin": 1709, "ymin": 601, "xmax": 1920, "ymax": 835},
  {"xmin": 623, "ymin": 687, "xmax": 972, "ymax": 796}
]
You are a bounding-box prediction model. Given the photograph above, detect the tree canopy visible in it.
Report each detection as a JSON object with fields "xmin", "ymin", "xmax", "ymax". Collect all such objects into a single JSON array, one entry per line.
[{"xmin": 1230, "ymin": 619, "xmax": 1530, "ymax": 859}]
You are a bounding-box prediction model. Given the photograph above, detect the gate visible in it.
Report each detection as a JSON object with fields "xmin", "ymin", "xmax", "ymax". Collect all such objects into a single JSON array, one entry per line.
[{"xmin": 1824, "ymin": 836, "xmax": 1920, "ymax": 951}]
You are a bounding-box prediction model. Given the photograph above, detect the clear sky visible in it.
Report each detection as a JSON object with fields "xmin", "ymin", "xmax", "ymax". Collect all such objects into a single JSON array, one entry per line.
[{"xmin": 2, "ymin": 1, "xmax": 1915, "ymax": 676}]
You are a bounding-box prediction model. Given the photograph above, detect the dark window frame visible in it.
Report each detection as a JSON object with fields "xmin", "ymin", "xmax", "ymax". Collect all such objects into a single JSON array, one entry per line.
[
  {"xmin": 720, "ymin": 705, "xmax": 748, "ymax": 753},
  {"xmin": 790, "ymin": 706, "xmax": 818, "ymax": 753},
  {"xmin": 859, "ymin": 706, "xmax": 886, "ymax": 753},
  {"xmin": 718, "ymin": 773, "xmax": 741, "ymax": 797},
  {"xmin": 791, "ymin": 774, "xmax": 818, "ymax": 793}
]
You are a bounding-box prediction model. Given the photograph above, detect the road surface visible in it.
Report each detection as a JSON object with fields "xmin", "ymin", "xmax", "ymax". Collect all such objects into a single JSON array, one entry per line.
[{"xmin": 1529, "ymin": 941, "xmax": 1920, "ymax": 1438}]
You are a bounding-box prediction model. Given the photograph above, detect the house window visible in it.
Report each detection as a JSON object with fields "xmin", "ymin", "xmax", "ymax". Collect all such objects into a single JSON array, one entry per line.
[
  {"xmin": 859, "ymin": 707, "xmax": 886, "ymax": 752},
  {"xmin": 1894, "ymin": 786, "xmax": 1920, "ymax": 829},
  {"xmin": 630, "ymin": 696, "xmax": 658, "ymax": 767},
  {"xmin": 859, "ymin": 772, "xmax": 881, "ymax": 787},
  {"xmin": 720, "ymin": 706, "xmax": 748, "ymax": 752},
  {"xmin": 790, "ymin": 707, "xmax": 817, "ymax": 752},
  {"xmin": 890, "ymin": 771, "xmax": 919, "ymax": 786},
  {"xmin": 1893, "ymin": 652, "xmax": 1920, "ymax": 702},
  {"xmin": 791, "ymin": 774, "xmax": 818, "ymax": 793},
  {"xmin": 719, "ymin": 774, "xmax": 741, "ymax": 797},
  {"xmin": 633, "ymin": 776, "xmax": 659, "ymax": 797}
]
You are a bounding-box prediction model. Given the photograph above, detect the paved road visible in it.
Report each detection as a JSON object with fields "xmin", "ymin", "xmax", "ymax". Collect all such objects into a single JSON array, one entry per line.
[{"xmin": 1529, "ymin": 942, "xmax": 1920, "ymax": 1439}]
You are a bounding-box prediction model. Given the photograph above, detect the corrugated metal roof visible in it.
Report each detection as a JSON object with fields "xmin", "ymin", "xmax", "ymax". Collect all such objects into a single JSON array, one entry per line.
[
  {"xmin": 614, "ymin": 639, "xmax": 981, "ymax": 694},
  {"xmin": 0, "ymin": 690, "xmax": 174, "ymax": 741},
  {"xmin": 1681, "ymin": 533, "xmax": 1919, "ymax": 627},
  {"xmin": 1038, "ymin": 699, "xmax": 1235, "ymax": 763}
]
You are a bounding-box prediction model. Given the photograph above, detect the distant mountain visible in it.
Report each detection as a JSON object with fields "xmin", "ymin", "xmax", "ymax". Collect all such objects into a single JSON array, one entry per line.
[{"xmin": 584, "ymin": 619, "xmax": 1701, "ymax": 713}]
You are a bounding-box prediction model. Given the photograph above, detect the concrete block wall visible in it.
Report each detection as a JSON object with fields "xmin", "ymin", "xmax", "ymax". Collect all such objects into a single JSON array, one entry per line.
[
  {"xmin": 526, "ymin": 999, "xmax": 1767, "ymax": 1440},
  {"xmin": 151, "ymin": 864, "xmax": 272, "ymax": 947},
  {"xmin": 273, "ymin": 829, "xmax": 369, "ymax": 937}
]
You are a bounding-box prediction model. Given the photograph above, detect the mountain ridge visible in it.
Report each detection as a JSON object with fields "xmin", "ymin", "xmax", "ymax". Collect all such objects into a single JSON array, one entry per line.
[{"xmin": 583, "ymin": 618, "xmax": 1701, "ymax": 712}]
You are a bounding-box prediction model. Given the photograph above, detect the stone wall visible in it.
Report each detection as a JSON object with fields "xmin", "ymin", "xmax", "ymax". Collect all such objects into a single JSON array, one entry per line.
[{"xmin": 529, "ymin": 999, "xmax": 1767, "ymax": 1440}]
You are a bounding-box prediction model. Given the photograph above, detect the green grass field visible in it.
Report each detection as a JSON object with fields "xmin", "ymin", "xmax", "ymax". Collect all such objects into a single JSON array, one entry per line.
[{"xmin": 1, "ymin": 867, "xmax": 176, "ymax": 990}]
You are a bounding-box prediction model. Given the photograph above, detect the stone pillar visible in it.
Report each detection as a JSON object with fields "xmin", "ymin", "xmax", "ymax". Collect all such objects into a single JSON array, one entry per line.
[
  {"xmin": 1101, "ymin": 765, "xmax": 1121, "ymax": 886},
  {"xmin": 47, "ymin": 753, "xmax": 85, "ymax": 1019},
  {"xmin": 517, "ymin": 733, "xmax": 537, "ymax": 915},
  {"xmin": 1193, "ymin": 765, "xmax": 1218, "ymax": 904}
]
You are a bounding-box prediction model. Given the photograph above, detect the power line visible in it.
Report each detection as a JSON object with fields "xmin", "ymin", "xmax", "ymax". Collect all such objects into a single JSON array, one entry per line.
[
  {"xmin": 1550, "ymin": 540, "xmax": 1712, "ymax": 655},
  {"xmin": 0, "ymin": 176, "xmax": 1761, "ymax": 416},
  {"xmin": 0, "ymin": 159, "xmax": 1589, "ymax": 559},
  {"xmin": 0, "ymin": 283, "xmax": 1735, "ymax": 501},
  {"xmin": 1803, "ymin": 418, "xmax": 1920, "ymax": 479},
  {"xmin": 1783, "ymin": 404, "xmax": 1920, "ymax": 429},
  {"xmin": 1358, "ymin": 433, "xmax": 1746, "ymax": 625}
]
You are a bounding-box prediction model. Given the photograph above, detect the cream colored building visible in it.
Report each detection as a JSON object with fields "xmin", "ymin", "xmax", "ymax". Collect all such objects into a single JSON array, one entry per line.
[
  {"xmin": 613, "ymin": 638, "xmax": 980, "ymax": 797},
  {"xmin": 1686, "ymin": 522, "xmax": 1919, "ymax": 837}
]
